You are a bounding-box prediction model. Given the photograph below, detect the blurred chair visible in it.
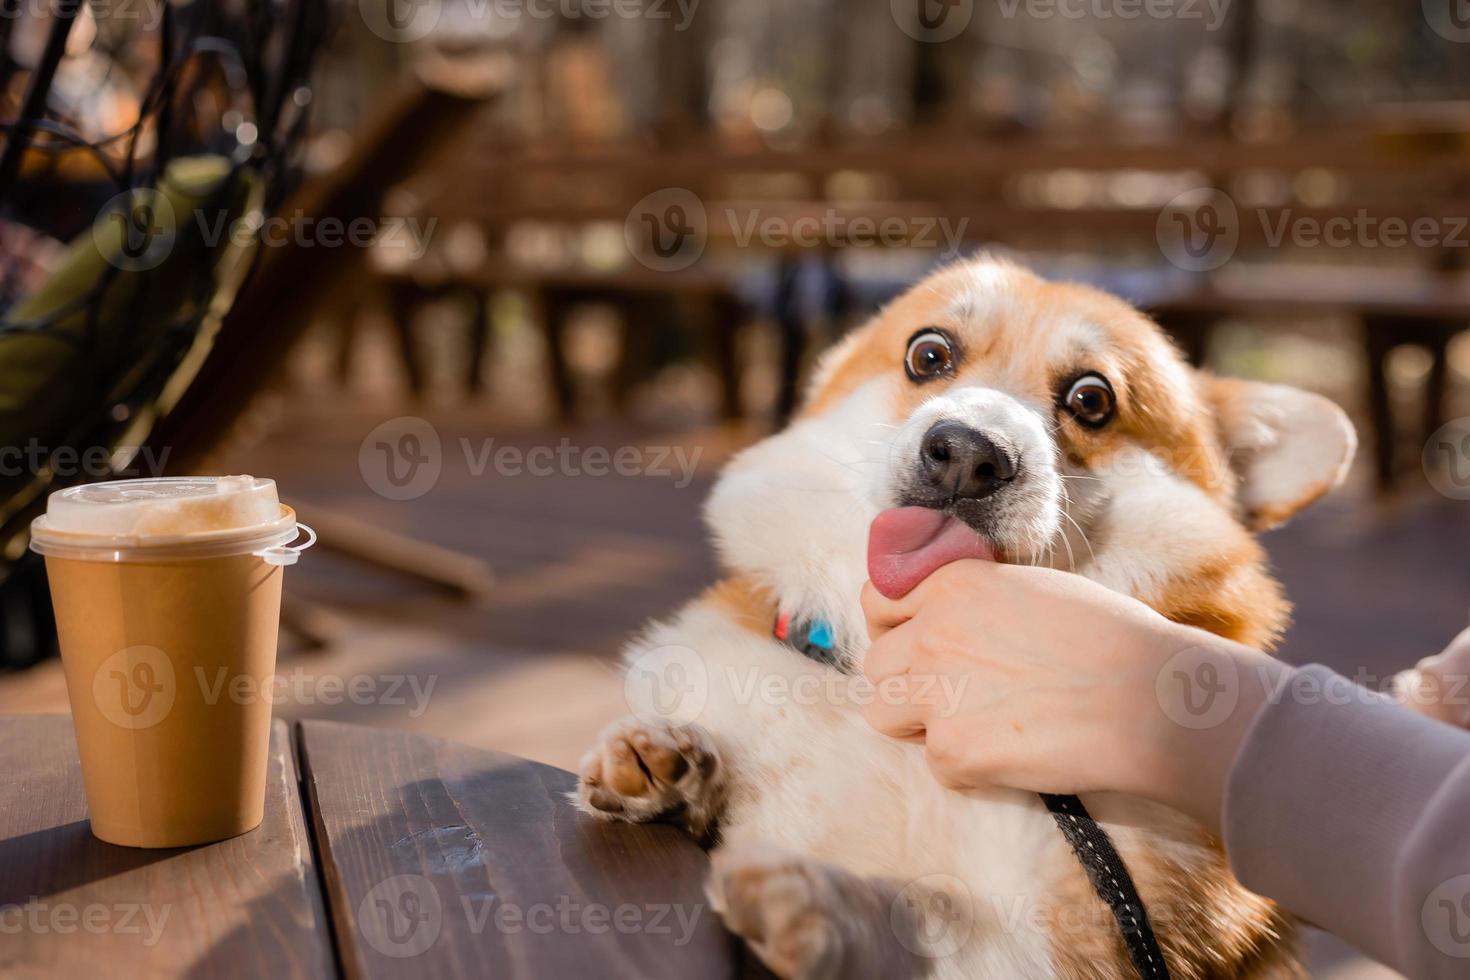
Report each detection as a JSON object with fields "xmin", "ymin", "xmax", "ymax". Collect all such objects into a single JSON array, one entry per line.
[{"xmin": 144, "ymin": 62, "xmax": 507, "ymax": 646}]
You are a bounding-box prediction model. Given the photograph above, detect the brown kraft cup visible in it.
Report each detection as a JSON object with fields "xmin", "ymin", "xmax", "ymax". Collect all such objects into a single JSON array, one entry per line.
[{"xmin": 30, "ymin": 477, "xmax": 314, "ymax": 848}]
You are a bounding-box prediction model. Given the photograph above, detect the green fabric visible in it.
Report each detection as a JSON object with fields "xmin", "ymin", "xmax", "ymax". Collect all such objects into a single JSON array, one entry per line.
[{"xmin": 0, "ymin": 154, "xmax": 240, "ymax": 454}]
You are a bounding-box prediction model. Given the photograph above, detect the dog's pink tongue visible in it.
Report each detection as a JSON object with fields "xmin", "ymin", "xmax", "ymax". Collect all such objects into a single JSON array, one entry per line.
[{"xmin": 867, "ymin": 507, "xmax": 996, "ymax": 599}]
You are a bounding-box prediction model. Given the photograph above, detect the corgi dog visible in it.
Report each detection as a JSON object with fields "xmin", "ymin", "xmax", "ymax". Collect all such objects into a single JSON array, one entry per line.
[{"xmin": 575, "ymin": 257, "xmax": 1354, "ymax": 979}]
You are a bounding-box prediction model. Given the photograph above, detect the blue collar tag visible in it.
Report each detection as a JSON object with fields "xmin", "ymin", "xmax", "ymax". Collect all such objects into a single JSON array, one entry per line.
[{"xmin": 773, "ymin": 613, "xmax": 844, "ymax": 671}]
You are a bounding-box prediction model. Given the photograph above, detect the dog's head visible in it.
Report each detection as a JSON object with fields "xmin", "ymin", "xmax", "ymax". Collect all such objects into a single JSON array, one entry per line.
[{"xmin": 707, "ymin": 257, "xmax": 1355, "ymax": 658}]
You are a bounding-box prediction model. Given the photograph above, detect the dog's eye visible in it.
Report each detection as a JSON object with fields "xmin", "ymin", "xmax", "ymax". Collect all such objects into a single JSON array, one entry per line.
[
  {"xmin": 1063, "ymin": 374, "xmax": 1115, "ymax": 427},
  {"xmin": 905, "ymin": 330, "xmax": 955, "ymax": 381}
]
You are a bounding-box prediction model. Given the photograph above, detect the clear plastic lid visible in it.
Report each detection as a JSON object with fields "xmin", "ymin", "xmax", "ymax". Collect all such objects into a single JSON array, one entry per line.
[{"xmin": 30, "ymin": 476, "xmax": 315, "ymax": 565}]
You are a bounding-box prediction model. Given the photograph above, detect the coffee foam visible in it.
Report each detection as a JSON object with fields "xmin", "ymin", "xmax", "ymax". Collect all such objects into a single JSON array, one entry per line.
[{"xmin": 44, "ymin": 476, "xmax": 281, "ymax": 537}]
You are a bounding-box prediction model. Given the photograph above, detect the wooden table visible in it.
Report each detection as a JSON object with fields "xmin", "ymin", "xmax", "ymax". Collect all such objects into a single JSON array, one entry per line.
[{"xmin": 0, "ymin": 715, "xmax": 747, "ymax": 979}]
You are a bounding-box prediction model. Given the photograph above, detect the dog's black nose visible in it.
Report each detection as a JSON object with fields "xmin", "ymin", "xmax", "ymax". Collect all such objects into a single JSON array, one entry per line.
[{"xmin": 919, "ymin": 421, "xmax": 1018, "ymax": 500}]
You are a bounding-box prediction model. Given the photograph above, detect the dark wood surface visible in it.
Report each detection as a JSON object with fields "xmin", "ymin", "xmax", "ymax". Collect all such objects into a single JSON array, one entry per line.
[
  {"xmin": 297, "ymin": 719, "xmax": 738, "ymax": 980},
  {"xmin": 0, "ymin": 715, "xmax": 738, "ymax": 978},
  {"xmin": 0, "ymin": 715, "xmax": 334, "ymax": 979}
]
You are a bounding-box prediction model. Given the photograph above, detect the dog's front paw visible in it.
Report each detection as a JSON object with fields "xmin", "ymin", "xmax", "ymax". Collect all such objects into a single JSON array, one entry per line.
[
  {"xmin": 575, "ymin": 717, "xmax": 723, "ymax": 838},
  {"xmin": 707, "ymin": 848, "xmax": 846, "ymax": 980}
]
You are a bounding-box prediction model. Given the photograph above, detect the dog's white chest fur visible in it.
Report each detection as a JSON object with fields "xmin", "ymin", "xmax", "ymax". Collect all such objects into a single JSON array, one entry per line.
[{"xmin": 627, "ymin": 604, "xmax": 1068, "ymax": 978}]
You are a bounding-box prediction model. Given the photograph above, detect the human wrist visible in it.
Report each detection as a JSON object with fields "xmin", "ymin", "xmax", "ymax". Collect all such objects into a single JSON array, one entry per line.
[{"xmin": 1132, "ymin": 629, "xmax": 1279, "ymax": 833}]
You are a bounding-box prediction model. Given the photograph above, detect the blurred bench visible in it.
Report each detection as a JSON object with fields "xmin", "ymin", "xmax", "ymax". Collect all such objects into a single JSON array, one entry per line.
[{"xmin": 373, "ymin": 262, "xmax": 747, "ymax": 421}]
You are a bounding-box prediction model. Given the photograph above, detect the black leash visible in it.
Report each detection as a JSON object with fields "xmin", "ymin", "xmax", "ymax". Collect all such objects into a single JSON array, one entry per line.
[
  {"xmin": 1040, "ymin": 793, "xmax": 1171, "ymax": 980},
  {"xmin": 775, "ymin": 613, "xmax": 1172, "ymax": 980}
]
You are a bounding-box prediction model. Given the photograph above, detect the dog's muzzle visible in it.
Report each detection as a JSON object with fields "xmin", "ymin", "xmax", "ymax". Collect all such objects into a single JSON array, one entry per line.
[{"xmin": 916, "ymin": 421, "xmax": 1019, "ymax": 502}]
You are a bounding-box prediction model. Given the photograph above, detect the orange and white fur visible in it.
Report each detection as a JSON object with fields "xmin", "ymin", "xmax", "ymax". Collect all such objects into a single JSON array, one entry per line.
[{"xmin": 575, "ymin": 258, "xmax": 1356, "ymax": 979}]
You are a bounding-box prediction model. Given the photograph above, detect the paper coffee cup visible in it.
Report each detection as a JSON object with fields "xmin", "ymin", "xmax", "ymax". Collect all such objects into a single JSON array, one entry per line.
[{"xmin": 30, "ymin": 476, "xmax": 314, "ymax": 848}]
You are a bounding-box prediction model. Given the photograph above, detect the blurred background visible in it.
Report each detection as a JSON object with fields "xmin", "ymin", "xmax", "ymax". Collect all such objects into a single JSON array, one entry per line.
[{"xmin": 1, "ymin": 2, "xmax": 1468, "ymax": 975}]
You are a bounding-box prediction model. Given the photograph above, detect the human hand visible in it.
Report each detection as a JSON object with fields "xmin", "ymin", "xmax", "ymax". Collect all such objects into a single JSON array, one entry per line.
[
  {"xmin": 1390, "ymin": 626, "xmax": 1470, "ymax": 729},
  {"xmin": 860, "ymin": 560, "xmax": 1279, "ymax": 832}
]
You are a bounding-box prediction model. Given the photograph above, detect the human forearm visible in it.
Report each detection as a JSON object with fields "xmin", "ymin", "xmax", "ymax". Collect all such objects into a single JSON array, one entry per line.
[{"xmin": 1224, "ymin": 663, "xmax": 1470, "ymax": 979}]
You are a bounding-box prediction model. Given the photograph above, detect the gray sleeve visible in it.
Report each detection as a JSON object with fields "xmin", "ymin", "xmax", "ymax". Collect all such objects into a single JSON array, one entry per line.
[{"xmin": 1222, "ymin": 663, "xmax": 1470, "ymax": 980}]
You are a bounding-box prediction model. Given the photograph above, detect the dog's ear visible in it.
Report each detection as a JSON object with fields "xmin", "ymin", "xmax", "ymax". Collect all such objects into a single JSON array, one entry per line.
[{"xmin": 1202, "ymin": 376, "xmax": 1356, "ymax": 530}]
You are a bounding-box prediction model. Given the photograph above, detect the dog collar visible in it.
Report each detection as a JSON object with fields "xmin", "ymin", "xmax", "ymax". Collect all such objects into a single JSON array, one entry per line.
[{"xmin": 772, "ymin": 612, "xmax": 845, "ymax": 672}]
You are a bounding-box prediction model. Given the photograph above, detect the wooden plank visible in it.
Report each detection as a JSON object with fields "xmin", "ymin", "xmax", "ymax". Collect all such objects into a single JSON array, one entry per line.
[
  {"xmin": 0, "ymin": 715, "xmax": 335, "ymax": 980},
  {"xmin": 455, "ymin": 127, "xmax": 1470, "ymax": 179},
  {"xmin": 298, "ymin": 719, "xmax": 738, "ymax": 980},
  {"xmin": 1140, "ymin": 265, "xmax": 1470, "ymax": 319}
]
